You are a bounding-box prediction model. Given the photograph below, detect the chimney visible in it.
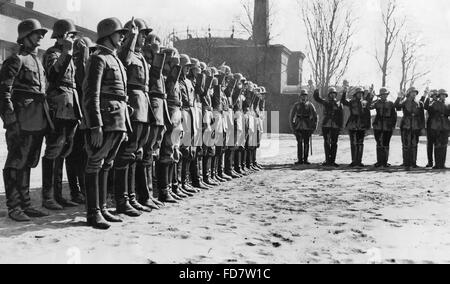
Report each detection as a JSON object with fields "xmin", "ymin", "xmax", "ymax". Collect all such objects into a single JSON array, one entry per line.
[
  {"xmin": 25, "ymin": 1, "xmax": 34, "ymax": 9},
  {"xmin": 253, "ymin": 0, "xmax": 270, "ymax": 46}
]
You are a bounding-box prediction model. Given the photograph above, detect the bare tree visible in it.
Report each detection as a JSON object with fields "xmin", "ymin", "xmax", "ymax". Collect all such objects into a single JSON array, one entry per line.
[
  {"xmin": 399, "ymin": 33, "xmax": 430, "ymax": 92},
  {"xmin": 301, "ymin": 0, "xmax": 357, "ymax": 94},
  {"xmin": 375, "ymin": 0, "xmax": 404, "ymax": 87}
]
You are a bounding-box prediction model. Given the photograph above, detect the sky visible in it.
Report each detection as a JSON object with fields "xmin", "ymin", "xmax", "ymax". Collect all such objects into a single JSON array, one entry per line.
[{"xmin": 15, "ymin": 0, "xmax": 450, "ymax": 92}]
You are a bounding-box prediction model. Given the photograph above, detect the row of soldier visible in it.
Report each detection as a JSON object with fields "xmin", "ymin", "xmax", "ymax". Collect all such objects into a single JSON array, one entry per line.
[
  {"xmin": 0, "ymin": 17, "xmax": 266, "ymax": 228},
  {"xmin": 290, "ymin": 86, "xmax": 450, "ymax": 169}
]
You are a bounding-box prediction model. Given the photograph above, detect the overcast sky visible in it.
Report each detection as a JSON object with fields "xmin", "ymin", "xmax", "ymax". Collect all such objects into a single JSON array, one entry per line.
[{"xmin": 16, "ymin": 0, "xmax": 450, "ymax": 92}]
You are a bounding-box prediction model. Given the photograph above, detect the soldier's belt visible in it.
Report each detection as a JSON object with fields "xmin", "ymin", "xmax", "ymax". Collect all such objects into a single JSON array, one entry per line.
[
  {"xmin": 128, "ymin": 84, "xmax": 149, "ymax": 93},
  {"xmin": 101, "ymin": 93, "xmax": 129, "ymax": 102},
  {"xmin": 167, "ymin": 99, "xmax": 182, "ymax": 107},
  {"xmin": 58, "ymin": 81, "xmax": 77, "ymax": 89},
  {"xmin": 11, "ymin": 89, "xmax": 46, "ymax": 103},
  {"xmin": 149, "ymin": 92, "xmax": 167, "ymax": 100},
  {"xmin": 203, "ymin": 106, "xmax": 212, "ymax": 111}
]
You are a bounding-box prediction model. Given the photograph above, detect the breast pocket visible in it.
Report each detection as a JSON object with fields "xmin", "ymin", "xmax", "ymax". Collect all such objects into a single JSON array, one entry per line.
[
  {"xmin": 20, "ymin": 66, "xmax": 39, "ymax": 86},
  {"xmin": 105, "ymin": 66, "xmax": 120, "ymax": 81},
  {"xmin": 128, "ymin": 63, "xmax": 145, "ymax": 82}
]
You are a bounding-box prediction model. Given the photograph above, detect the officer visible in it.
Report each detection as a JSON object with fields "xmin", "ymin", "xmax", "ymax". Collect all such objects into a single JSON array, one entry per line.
[
  {"xmin": 138, "ymin": 41, "xmax": 165, "ymax": 208},
  {"xmin": 425, "ymin": 90, "xmax": 439, "ymax": 167},
  {"xmin": 113, "ymin": 18, "xmax": 155, "ymax": 218},
  {"xmin": 179, "ymin": 54, "xmax": 198, "ymax": 194},
  {"xmin": 424, "ymin": 89, "xmax": 450, "ymax": 169},
  {"xmin": 41, "ymin": 19, "xmax": 82, "ymax": 210},
  {"xmin": 82, "ymin": 17, "xmax": 130, "ymax": 229},
  {"xmin": 314, "ymin": 87, "xmax": 344, "ymax": 167},
  {"xmin": 341, "ymin": 87, "xmax": 372, "ymax": 167},
  {"xmin": 65, "ymin": 36, "xmax": 97, "ymax": 205},
  {"xmin": 369, "ymin": 87, "xmax": 398, "ymax": 168},
  {"xmin": 0, "ymin": 19, "xmax": 50, "ymax": 222},
  {"xmin": 160, "ymin": 48, "xmax": 186, "ymax": 199},
  {"xmin": 394, "ymin": 87, "xmax": 425, "ymax": 170},
  {"xmin": 289, "ymin": 89, "xmax": 318, "ymax": 165}
]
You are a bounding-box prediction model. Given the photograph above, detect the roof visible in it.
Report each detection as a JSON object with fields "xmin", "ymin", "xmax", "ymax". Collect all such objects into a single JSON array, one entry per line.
[{"xmin": 0, "ymin": 0, "xmax": 96, "ymax": 39}]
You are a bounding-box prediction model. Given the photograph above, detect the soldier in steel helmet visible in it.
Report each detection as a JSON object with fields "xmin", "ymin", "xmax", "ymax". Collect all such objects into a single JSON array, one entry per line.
[
  {"xmin": 314, "ymin": 87, "xmax": 344, "ymax": 167},
  {"xmin": 0, "ymin": 19, "xmax": 51, "ymax": 221},
  {"xmin": 41, "ymin": 19, "xmax": 82, "ymax": 211},
  {"xmin": 289, "ymin": 89, "xmax": 318, "ymax": 165},
  {"xmin": 341, "ymin": 86, "xmax": 373, "ymax": 167},
  {"xmin": 369, "ymin": 87, "xmax": 398, "ymax": 168},
  {"xmin": 64, "ymin": 36, "xmax": 97, "ymax": 206},
  {"xmin": 394, "ymin": 87, "xmax": 425, "ymax": 170},
  {"xmin": 424, "ymin": 89, "xmax": 450, "ymax": 169},
  {"xmin": 112, "ymin": 18, "xmax": 157, "ymax": 219},
  {"xmin": 82, "ymin": 17, "xmax": 131, "ymax": 229}
]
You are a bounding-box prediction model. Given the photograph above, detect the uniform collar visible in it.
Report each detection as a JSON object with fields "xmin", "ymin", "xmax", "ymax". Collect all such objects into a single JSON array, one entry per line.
[
  {"xmin": 19, "ymin": 45, "xmax": 38, "ymax": 56},
  {"xmin": 96, "ymin": 44, "xmax": 117, "ymax": 55}
]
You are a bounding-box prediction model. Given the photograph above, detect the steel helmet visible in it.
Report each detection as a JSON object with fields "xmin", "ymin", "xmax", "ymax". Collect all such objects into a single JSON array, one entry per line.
[
  {"xmin": 260, "ymin": 87, "xmax": 267, "ymax": 94},
  {"xmin": 17, "ymin": 18, "xmax": 48, "ymax": 43},
  {"xmin": 220, "ymin": 65, "xmax": 231, "ymax": 75},
  {"xmin": 233, "ymin": 73, "xmax": 243, "ymax": 82},
  {"xmin": 407, "ymin": 86, "xmax": 419, "ymax": 96},
  {"xmin": 200, "ymin": 62, "xmax": 207, "ymax": 71},
  {"xmin": 379, "ymin": 87, "xmax": 390, "ymax": 96},
  {"xmin": 353, "ymin": 87, "xmax": 364, "ymax": 96},
  {"xmin": 124, "ymin": 18, "xmax": 153, "ymax": 35},
  {"xmin": 328, "ymin": 87, "xmax": 338, "ymax": 95},
  {"xmin": 96, "ymin": 17, "xmax": 128, "ymax": 43},
  {"xmin": 51, "ymin": 19, "xmax": 78, "ymax": 39},
  {"xmin": 438, "ymin": 89, "xmax": 448, "ymax": 97},
  {"xmin": 180, "ymin": 54, "xmax": 192, "ymax": 68}
]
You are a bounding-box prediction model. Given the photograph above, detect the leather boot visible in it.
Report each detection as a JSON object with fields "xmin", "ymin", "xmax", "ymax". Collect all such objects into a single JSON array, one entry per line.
[
  {"xmin": 173, "ymin": 162, "xmax": 191, "ymax": 197},
  {"xmin": 99, "ymin": 169, "xmax": 122, "ymax": 222},
  {"xmin": 198, "ymin": 156, "xmax": 212, "ymax": 189},
  {"xmin": 303, "ymin": 139, "xmax": 310, "ymax": 165},
  {"xmin": 357, "ymin": 144, "xmax": 365, "ymax": 167},
  {"xmin": 170, "ymin": 163, "xmax": 187, "ymax": 199},
  {"xmin": 157, "ymin": 163, "xmax": 178, "ymax": 203},
  {"xmin": 427, "ymin": 138, "xmax": 434, "ymax": 167},
  {"xmin": 191, "ymin": 156, "xmax": 210, "ymax": 189},
  {"xmin": 54, "ymin": 158, "xmax": 78, "ymax": 208},
  {"xmin": 234, "ymin": 148, "xmax": 243, "ymax": 174},
  {"xmin": 135, "ymin": 162, "xmax": 161, "ymax": 210},
  {"xmin": 4, "ymin": 169, "xmax": 31, "ymax": 222},
  {"xmin": 114, "ymin": 167, "xmax": 142, "ymax": 217},
  {"xmin": 374, "ymin": 147, "xmax": 383, "ymax": 167},
  {"xmin": 348, "ymin": 143, "xmax": 356, "ymax": 167},
  {"xmin": 41, "ymin": 158, "xmax": 64, "ymax": 211},
  {"xmin": 403, "ymin": 147, "xmax": 411, "ymax": 169},
  {"xmin": 66, "ymin": 158, "xmax": 85, "ymax": 204},
  {"xmin": 383, "ymin": 146, "xmax": 391, "ymax": 167},
  {"xmin": 322, "ymin": 141, "xmax": 331, "ymax": 166},
  {"xmin": 203, "ymin": 156, "xmax": 219, "ymax": 186},
  {"xmin": 19, "ymin": 168, "xmax": 48, "ymax": 218},
  {"xmin": 85, "ymin": 172, "xmax": 110, "ymax": 230},
  {"xmin": 128, "ymin": 162, "xmax": 151, "ymax": 212},
  {"xmin": 181, "ymin": 159, "xmax": 197, "ymax": 193},
  {"xmin": 331, "ymin": 144, "xmax": 339, "ymax": 167}
]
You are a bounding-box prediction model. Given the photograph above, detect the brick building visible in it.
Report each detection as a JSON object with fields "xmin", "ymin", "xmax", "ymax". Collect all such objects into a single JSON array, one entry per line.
[
  {"xmin": 174, "ymin": 0, "xmax": 305, "ymax": 134},
  {"xmin": 0, "ymin": 0, "xmax": 95, "ymax": 66}
]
